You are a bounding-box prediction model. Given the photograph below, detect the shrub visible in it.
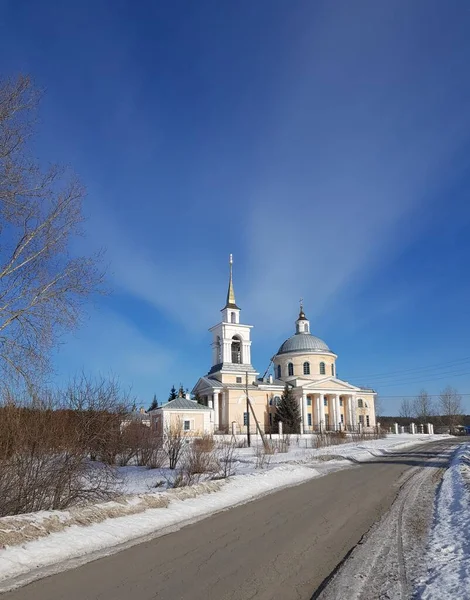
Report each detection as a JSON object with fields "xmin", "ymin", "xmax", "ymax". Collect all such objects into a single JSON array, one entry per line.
[{"xmin": 193, "ymin": 434, "xmax": 215, "ymax": 453}]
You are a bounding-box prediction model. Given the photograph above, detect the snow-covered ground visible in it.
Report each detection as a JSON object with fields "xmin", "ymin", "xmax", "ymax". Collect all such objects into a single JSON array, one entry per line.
[
  {"xmin": 0, "ymin": 434, "xmax": 448, "ymax": 592},
  {"xmin": 116, "ymin": 433, "xmax": 442, "ymax": 494},
  {"xmin": 414, "ymin": 443, "xmax": 470, "ymax": 600}
]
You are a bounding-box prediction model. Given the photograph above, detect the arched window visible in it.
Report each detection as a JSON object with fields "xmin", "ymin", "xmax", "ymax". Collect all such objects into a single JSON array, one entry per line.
[
  {"xmin": 273, "ymin": 396, "xmax": 281, "ymax": 406},
  {"xmin": 288, "ymin": 362, "xmax": 294, "ymax": 376},
  {"xmin": 216, "ymin": 336, "xmax": 221, "ymax": 362},
  {"xmin": 303, "ymin": 362, "xmax": 310, "ymax": 375},
  {"xmin": 357, "ymin": 398, "xmax": 363, "ymax": 408},
  {"xmin": 231, "ymin": 312, "xmax": 236, "ymax": 323},
  {"xmin": 305, "ymin": 323, "xmax": 309, "ymax": 332},
  {"xmin": 331, "ymin": 363, "xmax": 334, "ymax": 376},
  {"xmin": 277, "ymin": 364, "xmax": 281, "ymax": 379},
  {"xmin": 231, "ymin": 336, "xmax": 242, "ymax": 364},
  {"xmin": 319, "ymin": 362, "xmax": 325, "ymax": 375}
]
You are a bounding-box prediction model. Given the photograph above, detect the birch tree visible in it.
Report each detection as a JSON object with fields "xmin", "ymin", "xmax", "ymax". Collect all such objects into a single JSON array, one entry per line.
[
  {"xmin": 439, "ymin": 386, "xmax": 462, "ymax": 434},
  {"xmin": 399, "ymin": 398, "xmax": 413, "ymax": 419},
  {"xmin": 0, "ymin": 75, "xmax": 103, "ymax": 392},
  {"xmin": 412, "ymin": 390, "xmax": 434, "ymax": 421}
]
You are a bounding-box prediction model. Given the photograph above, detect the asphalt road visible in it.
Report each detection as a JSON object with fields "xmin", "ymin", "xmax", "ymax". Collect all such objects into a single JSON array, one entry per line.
[{"xmin": 2, "ymin": 440, "xmax": 455, "ymax": 600}]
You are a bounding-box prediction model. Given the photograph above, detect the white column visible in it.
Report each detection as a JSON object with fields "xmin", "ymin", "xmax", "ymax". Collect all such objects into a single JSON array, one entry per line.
[
  {"xmin": 351, "ymin": 395, "xmax": 357, "ymax": 431},
  {"xmin": 222, "ymin": 390, "xmax": 229, "ymax": 431},
  {"xmin": 242, "ymin": 342, "xmax": 251, "ymax": 365},
  {"xmin": 223, "ymin": 342, "xmax": 231, "ymax": 363},
  {"xmin": 298, "ymin": 394, "xmax": 304, "ymax": 433},
  {"xmin": 330, "ymin": 396, "xmax": 336, "ymax": 431},
  {"xmin": 302, "ymin": 393, "xmax": 309, "ymax": 433},
  {"xmin": 319, "ymin": 394, "xmax": 326, "ymax": 432},
  {"xmin": 213, "ymin": 391, "xmax": 219, "ymax": 431},
  {"xmin": 347, "ymin": 396, "xmax": 352, "ymax": 430},
  {"xmin": 316, "ymin": 395, "xmax": 321, "ymax": 430},
  {"xmin": 335, "ymin": 395, "xmax": 341, "ymax": 431}
]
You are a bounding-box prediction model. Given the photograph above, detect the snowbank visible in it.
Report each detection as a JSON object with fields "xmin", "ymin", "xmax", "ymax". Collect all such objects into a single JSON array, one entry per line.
[
  {"xmin": 0, "ymin": 434, "xmax": 448, "ymax": 591},
  {"xmin": 414, "ymin": 443, "xmax": 470, "ymax": 600}
]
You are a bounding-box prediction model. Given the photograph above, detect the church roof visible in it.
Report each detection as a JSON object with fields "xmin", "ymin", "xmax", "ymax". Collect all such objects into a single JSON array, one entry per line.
[
  {"xmin": 276, "ymin": 333, "xmax": 332, "ymax": 356},
  {"xmin": 159, "ymin": 397, "xmax": 211, "ymax": 410}
]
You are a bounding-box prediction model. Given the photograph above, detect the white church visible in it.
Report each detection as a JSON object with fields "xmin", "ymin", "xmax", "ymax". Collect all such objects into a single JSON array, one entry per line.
[{"xmin": 158, "ymin": 256, "xmax": 376, "ymax": 435}]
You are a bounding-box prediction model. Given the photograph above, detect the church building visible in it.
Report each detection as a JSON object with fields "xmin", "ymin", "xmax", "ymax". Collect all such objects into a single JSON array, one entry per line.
[{"xmin": 191, "ymin": 256, "xmax": 376, "ymax": 434}]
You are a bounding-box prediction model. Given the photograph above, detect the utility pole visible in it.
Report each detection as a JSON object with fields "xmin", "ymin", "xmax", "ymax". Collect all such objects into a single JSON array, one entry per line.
[{"xmin": 245, "ymin": 370, "xmax": 251, "ymax": 447}]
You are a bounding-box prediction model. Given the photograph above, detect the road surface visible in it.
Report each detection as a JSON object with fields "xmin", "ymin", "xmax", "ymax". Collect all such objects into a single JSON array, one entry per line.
[{"xmin": 1, "ymin": 440, "xmax": 455, "ymax": 600}]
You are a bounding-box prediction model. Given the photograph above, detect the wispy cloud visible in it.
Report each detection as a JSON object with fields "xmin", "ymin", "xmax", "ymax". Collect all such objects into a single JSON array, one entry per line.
[
  {"xmin": 241, "ymin": 1, "xmax": 470, "ymax": 336},
  {"xmin": 53, "ymin": 308, "xmax": 177, "ymax": 403}
]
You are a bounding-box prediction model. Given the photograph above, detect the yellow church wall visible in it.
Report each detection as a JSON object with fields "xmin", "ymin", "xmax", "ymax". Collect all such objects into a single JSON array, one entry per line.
[
  {"xmin": 273, "ymin": 353, "xmax": 336, "ymax": 380},
  {"xmin": 168, "ymin": 412, "xmax": 206, "ymax": 432},
  {"xmin": 224, "ymin": 388, "xmax": 271, "ymax": 432}
]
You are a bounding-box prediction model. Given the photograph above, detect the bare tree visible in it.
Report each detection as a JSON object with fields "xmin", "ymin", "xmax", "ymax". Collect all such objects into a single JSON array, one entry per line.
[
  {"xmin": 164, "ymin": 419, "xmax": 187, "ymax": 470},
  {"xmin": 399, "ymin": 398, "xmax": 413, "ymax": 419},
  {"xmin": 60, "ymin": 372, "xmax": 132, "ymax": 464},
  {"xmin": 413, "ymin": 390, "xmax": 434, "ymax": 421},
  {"xmin": 439, "ymin": 386, "xmax": 462, "ymax": 434},
  {"xmin": 0, "ymin": 75, "xmax": 103, "ymax": 392}
]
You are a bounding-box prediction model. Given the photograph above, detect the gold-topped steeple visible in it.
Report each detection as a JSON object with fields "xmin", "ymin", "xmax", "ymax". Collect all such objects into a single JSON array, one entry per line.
[{"xmin": 225, "ymin": 254, "xmax": 239, "ymax": 309}]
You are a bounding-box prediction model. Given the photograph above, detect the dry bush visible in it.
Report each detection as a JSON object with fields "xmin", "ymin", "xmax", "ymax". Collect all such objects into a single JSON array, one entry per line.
[
  {"xmin": 254, "ymin": 444, "xmax": 272, "ymax": 469},
  {"xmin": 193, "ymin": 434, "xmax": 215, "ymax": 452},
  {"xmin": 0, "ymin": 401, "xmax": 116, "ymax": 517},
  {"xmin": 60, "ymin": 373, "xmax": 132, "ymax": 465},
  {"xmin": 312, "ymin": 432, "xmax": 349, "ymax": 449},
  {"xmin": 215, "ymin": 439, "xmax": 238, "ymax": 479},
  {"xmin": 164, "ymin": 420, "xmax": 188, "ymax": 470},
  {"xmin": 270, "ymin": 437, "xmax": 289, "ymax": 453},
  {"xmin": 172, "ymin": 443, "xmax": 219, "ymax": 487}
]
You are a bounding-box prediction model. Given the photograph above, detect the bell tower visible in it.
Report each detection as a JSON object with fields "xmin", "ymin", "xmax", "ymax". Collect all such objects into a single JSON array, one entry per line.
[{"xmin": 208, "ymin": 255, "xmax": 258, "ymax": 380}]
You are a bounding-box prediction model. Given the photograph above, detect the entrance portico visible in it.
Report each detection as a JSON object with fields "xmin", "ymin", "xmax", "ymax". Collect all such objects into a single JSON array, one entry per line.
[{"xmin": 299, "ymin": 390, "xmax": 364, "ymax": 432}]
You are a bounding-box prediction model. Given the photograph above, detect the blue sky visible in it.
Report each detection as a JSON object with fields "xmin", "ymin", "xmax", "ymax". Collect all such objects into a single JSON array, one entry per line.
[{"xmin": 2, "ymin": 0, "xmax": 470, "ymax": 413}]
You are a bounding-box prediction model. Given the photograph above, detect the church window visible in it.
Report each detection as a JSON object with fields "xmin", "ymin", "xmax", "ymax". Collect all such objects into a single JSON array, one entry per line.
[
  {"xmin": 236, "ymin": 377, "xmax": 242, "ymax": 383},
  {"xmin": 277, "ymin": 365, "xmax": 281, "ymax": 379},
  {"xmin": 358, "ymin": 415, "xmax": 364, "ymax": 425},
  {"xmin": 273, "ymin": 396, "xmax": 281, "ymax": 406},
  {"xmin": 357, "ymin": 398, "xmax": 364, "ymax": 408},
  {"xmin": 331, "ymin": 363, "xmax": 334, "ymax": 376},
  {"xmin": 366, "ymin": 415, "xmax": 370, "ymax": 427},
  {"xmin": 305, "ymin": 323, "xmax": 309, "ymax": 332},
  {"xmin": 303, "ymin": 362, "xmax": 310, "ymax": 375},
  {"xmin": 288, "ymin": 362, "xmax": 294, "ymax": 376},
  {"xmin": 231, "ymin": 312, "xmax": 236, "ymax": 323},
  {"xmin": 324, "ymin": 397, "xmax": 328, "ymax": 406},
  {"xmin": 231, "ymin": 336, "xmax": 242, "ymax": 364},
  {"xmin": 339, "ymin": 398, "xmax": 343, "ymax": 406},
  {"xmin": 307, "ymin": 397, "xmax": 312, "ymax": 406},
  {"xmin": 183, "ymin": 420, "xmax": 191, "ymax": 431},
  {"xmin": 308, "ymin": 413, "xmax": 312, "ymax": 426},
  {"xmin": 340, "ymin": 414, "xmax": 344, "ymax": 423},
  {"xmin": 319, "ymin": 362, "xmax": 326, "ymax": 375}
]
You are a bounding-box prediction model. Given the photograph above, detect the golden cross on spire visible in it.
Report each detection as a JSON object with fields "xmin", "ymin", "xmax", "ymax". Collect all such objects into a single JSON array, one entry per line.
[{"xmin": 225, "ymin": 253, "xmax": 238, "ymax": 308}]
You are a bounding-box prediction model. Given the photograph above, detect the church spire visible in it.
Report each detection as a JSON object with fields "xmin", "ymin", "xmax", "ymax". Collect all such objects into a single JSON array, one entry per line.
[
  {"xmin": 296, "ymin": 298, "xmax": 310, "ymax": 333},
  {"xmin": 225, "ymin": 254, "xmax": 239, "ymax": 309}
]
